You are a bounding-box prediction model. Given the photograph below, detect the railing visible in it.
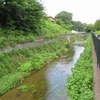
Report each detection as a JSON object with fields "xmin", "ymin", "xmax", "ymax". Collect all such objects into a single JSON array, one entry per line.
[{"xmin": 91, "ymin": 32, "xmax": 100, "ymax": 68}]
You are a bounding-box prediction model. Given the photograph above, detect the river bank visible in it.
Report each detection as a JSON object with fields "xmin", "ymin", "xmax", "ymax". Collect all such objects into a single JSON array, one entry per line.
[
  {"xmin": 0, "ymin": 38, "xmax": 70, "ymax": 95},
  {"xmin": 0, "ymin": 45, "xmax": 84, "ymax": 100}
]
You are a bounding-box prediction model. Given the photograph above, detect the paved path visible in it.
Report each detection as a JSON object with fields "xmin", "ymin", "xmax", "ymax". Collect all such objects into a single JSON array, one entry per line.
[
  {"xmin": 0, "ymin": 34, "xmax": 72, "ymax": 53},
  {"xmin": 92, "ymin": 39, "xmax": 100, "ymax": 100}
]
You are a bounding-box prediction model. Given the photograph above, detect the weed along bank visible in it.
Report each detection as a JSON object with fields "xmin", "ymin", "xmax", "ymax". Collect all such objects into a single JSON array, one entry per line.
[
  {"xmin": 0, "ymin": 34, "xmax": 89, "ymax": 100},
  {"xmin": 0, "ymin": 39, "xmax": 85, "ymax": 100},
  {"xmin": 66, "ymin": 36, "xmax": 93, "ymax": 100},
  {"xmin": 0, "ymin": 0, "xmax": 94, "ymax": 99},
  {"xmin": 0, "ymin": 38, "xmax": 70, "ymax": 96}
]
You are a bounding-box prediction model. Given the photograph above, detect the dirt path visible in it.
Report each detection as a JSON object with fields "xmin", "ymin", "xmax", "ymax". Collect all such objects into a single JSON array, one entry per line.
[
  {"xmin": 92, "ymin": 39, "xmax": 100, "ymax": 100},
  {"xmin": 0, "ymin": 34, "xmax": 73, "ymax": 53}
]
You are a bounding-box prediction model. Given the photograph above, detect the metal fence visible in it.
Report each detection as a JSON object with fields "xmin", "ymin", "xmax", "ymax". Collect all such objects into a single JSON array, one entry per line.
[{"xmin": 92, "ymin": 32, "xmax": 100, "ymax": 68}]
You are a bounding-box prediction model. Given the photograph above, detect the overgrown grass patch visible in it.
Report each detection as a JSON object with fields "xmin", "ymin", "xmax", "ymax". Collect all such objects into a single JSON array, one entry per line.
[
  {"xmin": 66, "ymin": 36, "xmax": 93, "ymax": 100},
  {"xmin": 0, "ymin": 19, "xmax": 69, "ymax": 49},
  {"xmin": 0, "ymin": 72, "xmax": 27, "ymax": 95},
  {"xmin": 41, "ymin": 19, "xmax": 70, "ymax": 39},
  {"xmin": 0, "ymin": 38, "xmax": 69, "ymax": 95},
  {"xmin": 0, "ymin": 29, "xmax": 36, "ymax": 48}
]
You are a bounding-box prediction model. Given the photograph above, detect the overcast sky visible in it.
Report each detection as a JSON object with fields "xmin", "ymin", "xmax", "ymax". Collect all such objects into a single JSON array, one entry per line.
[{"xmin": 41, "ymin": 0, "xmax": 100, "ymax": 24}]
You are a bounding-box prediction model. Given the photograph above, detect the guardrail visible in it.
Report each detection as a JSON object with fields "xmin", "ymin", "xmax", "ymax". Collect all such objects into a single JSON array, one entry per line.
[{"xmin": 91, "ymin": 32, "xmax": 100, "ymax": 68}]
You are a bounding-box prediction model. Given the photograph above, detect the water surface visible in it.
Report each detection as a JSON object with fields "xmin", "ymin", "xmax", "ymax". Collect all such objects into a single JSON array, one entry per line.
[
  {"xmin": 0, "ymin": 45, "xmax": 84, "ymax": 100},
  {"xmin": 44, "ymin": 45, "xmax": 84, "ymax": 100}
]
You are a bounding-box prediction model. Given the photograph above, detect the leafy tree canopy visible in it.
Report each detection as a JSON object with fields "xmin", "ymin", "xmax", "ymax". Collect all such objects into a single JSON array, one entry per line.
[
  {"xmin": 0, "ymin": 0, "xmax": 43, "ymax": 33},
  {"xmin": 55, "ymin": 11, "xmax": 73, "ymax": 30},
  {"xmin": 94, "ymin": 19, "xmax": 100, "ymax": 31},
  {"xmin": 84, "ymin": 24, "xmax": 94, "ymax": 32},
  {"xmin": 72, "ymin": 21, "xmax": 86, "ymax": 32}
]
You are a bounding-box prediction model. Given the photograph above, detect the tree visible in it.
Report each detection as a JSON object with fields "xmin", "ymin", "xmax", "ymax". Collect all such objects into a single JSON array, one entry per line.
[
  {"xmin": 72, "ymin": 21, "xmax": 86, "ymax": 32},
  {"xmin": 0, "ymin": 0, "xmax": 43, "ymax": 33},
  {"xmin": 55, "ymin": 11, "xmax": 73, "ymax": 30},
  {"xmin": 94, "ymin": 19, "xmax": 100, "ymax": 31},
  {"xmin": 84, "ymin": 24, "xmax": 94, "ymax": 32}
]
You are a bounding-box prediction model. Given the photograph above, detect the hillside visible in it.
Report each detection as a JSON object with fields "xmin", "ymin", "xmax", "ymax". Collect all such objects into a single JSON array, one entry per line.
[{"xmin": 0, "ymin": 19, "xmax": 69, "ymax": 49}]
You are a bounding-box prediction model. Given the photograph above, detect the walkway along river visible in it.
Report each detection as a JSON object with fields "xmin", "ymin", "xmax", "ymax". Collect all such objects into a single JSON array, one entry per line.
[{"xmin": 0, "ymin": 45, "xmax": 84, "ymax": 100}]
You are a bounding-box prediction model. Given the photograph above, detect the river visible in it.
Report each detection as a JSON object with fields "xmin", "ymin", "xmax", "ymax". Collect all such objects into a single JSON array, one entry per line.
[{"xmin": 0, "ymin": 45, "xmax": 84, "ymax": 100}]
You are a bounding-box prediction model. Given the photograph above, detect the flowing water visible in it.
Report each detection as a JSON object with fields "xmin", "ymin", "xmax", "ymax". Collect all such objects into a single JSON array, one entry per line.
[{"xmin": 0, "ymin": 45, "xmax": 84, "ymax": 100}]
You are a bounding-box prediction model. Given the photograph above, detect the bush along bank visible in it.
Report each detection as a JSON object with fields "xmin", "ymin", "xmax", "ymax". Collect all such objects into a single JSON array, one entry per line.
[
  {"xmin": 66, "ymin": 36, "xmax": 93, "ymax": 100},
  {"xmin": 0, "ymin": 19, "xmax": 69, "ymax": 49},
  {"xmin": 0, "ymin": 38, "xmax": 70, "ymax": 95},
  {"xmin": 0, "ymin": 29, "xmax": 36, "ymax": 49},
  {"xmin": 41, "ymin": 19, "xmax": 70, "ymax": 39}
]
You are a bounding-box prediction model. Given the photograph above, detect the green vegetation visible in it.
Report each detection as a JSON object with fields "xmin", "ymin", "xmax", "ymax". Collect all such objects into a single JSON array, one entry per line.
[
  {"xmin": 95, "ymin": 30, "xmax": 100, "ymax": 34},
  {"xmin": 0, "ymin": 0, "xmax": 70, "ymax": 95},
  {"xmin": 0, "ymin": 19, "xmax": 69, "ymax": 48},
  {"xmin": 0, "ymin": 0, "xmax": 70, "ymax": 49},
  {"xmin": 0, "ymin": 38, "xmax": 69, "ymax": 95},
  {"xmin": 0, "ymin": 29, "xmax": 36, "ymax": 48},
  {"xmin": 41, "ymin": 81, "xmax": 48, "ymax": 85},
  {"xmin": 55, "ymin": 11, "xmax": 73, "ymax": 30},
  {"xmin": 0, "ymin": 18, "xmax": 69, "ymax": 48},
  {"xmin": 85, "ymin": 24, "xmax": 94, "ymax": 32},
  {"xmin": 72, "ymin": 21, "xmax": 86, "ymax": 32},
  {"xmin": 66, "ymin": 36, "xmax": 93, "ymax": 100},
  {"xmin": 18, "ymin": 84, "xmax": 36, "ymax": 93},
  {"xmin": 0, "ymin": 0, "xmax": 43, "ymax": 33},
  {"xmin": 55, "ymin": 11, "xmax": 87, "ymax": 32},
  {"xmin": 0, "ymin": 0, "xmax": 96, "ymax": 98},
  {"xmin": 41, "ymin": 19, "xmax": 70, "ymax": 39},
  {"xmin": 94, "ymin": 19, "xmax": 100, "ymax": 31},
  {"xmin": 18, "ymin": 81, "xmax": 47, "ymax": 93},
  {"xmin": 0, "ymin": 0, "xmax": 42, "ymax": 48},
  {"xmin": 84, "ymin": 19, "xmax": 100, "ymax": 33},
  {"xmin": 94, "ymin": 19, "xmax": 100, "ymax": 34}
]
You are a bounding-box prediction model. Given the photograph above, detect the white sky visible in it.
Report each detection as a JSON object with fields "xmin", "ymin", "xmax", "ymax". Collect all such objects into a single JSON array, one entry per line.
[{"xmin": 41, "ymin": 0, "xmax": 100, "ymax": 24}]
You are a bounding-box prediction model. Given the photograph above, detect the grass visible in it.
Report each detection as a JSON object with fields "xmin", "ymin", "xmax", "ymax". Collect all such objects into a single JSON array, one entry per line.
[
  {"xmin": 0, "ymin": 38, "xmax": 69, "ymax": 95},
  {"xmin": 66, "ymin": 36, "xmax": 93, "ymax": 100},
  {"xmin": 41, "ymin": 19, "xmax": 70, "ymax": 39},
  {"xmin": 0, "ymin": 17, "xmax": 70, "ymax": 95},
  {"xmin": 95, "ymin": 30, "xmax": 100, "ymax": 34},
  {"xmin": 0, "ymin": 29, "xmax": 36, "ymax": 48},
  {"xmin": 0, "ymin": 19, "xmax": 69, "ymax": 49}
]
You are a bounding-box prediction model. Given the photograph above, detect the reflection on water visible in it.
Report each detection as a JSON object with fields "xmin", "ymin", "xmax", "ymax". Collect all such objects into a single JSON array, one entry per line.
[
  {"xmin": 0, "ymin": 45, "xmax": 84, "ymax": 100},
  {"xmin": 44, "ymin": 45, "xmax": 84, "ymax": 100}
]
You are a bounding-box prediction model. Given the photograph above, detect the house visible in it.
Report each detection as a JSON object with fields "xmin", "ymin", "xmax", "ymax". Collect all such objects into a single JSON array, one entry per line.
[
  {"xmin": 48, "ymin": 16, "xmax": 55, "ymax": 22},
  {"xmin": 71, "ymin": 30, "xmax": 79, "ymax": 34}
]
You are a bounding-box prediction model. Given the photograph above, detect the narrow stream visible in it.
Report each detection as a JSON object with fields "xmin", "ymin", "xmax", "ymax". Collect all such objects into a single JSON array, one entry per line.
[
  {"xmin": 0, "ymin": 45, "xmax": 84, "ymax": 100},
  {"xmin": 44, "ymin": 45, "xmax": 84, "ymax": 100}
]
